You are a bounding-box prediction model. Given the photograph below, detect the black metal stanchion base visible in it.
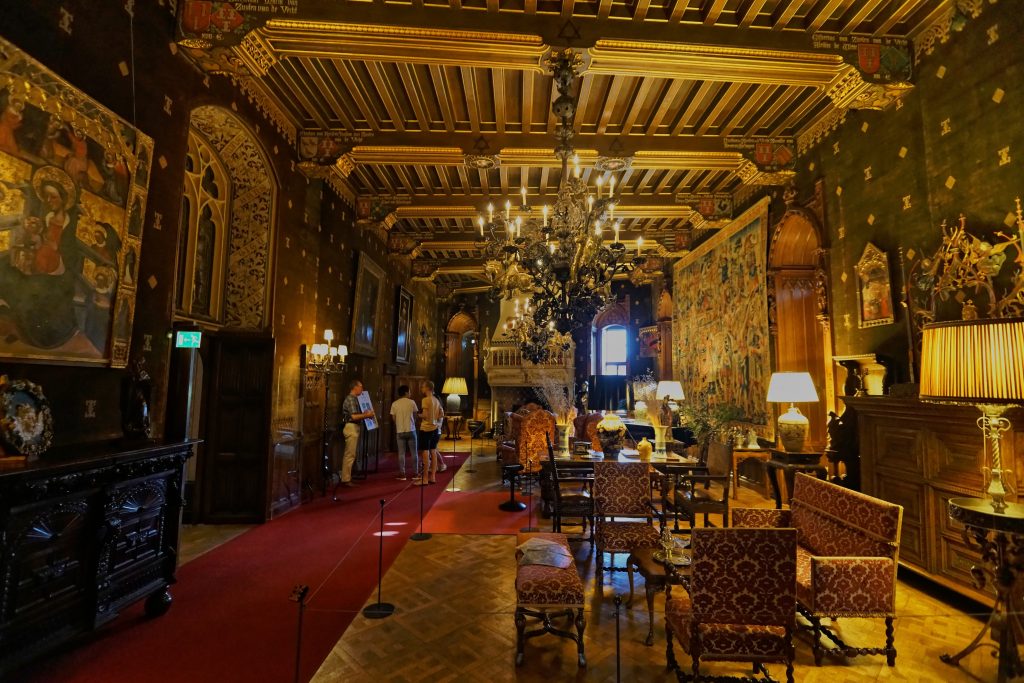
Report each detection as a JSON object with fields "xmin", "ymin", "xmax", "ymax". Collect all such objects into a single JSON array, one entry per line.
[
  {"xmin": 519, "ymin": 495, "xmax": 539, "ymax": 533},
  {"xmin": 499, "ymin": 500, "xmax": 527, "ymax": 512},
  {"xmin": 410, "ymin": 531, "xmax": 432, "ymax": 541},
  {"xmin": 362, "ymin": 602, "xmax": 396, "ymax": 619}
]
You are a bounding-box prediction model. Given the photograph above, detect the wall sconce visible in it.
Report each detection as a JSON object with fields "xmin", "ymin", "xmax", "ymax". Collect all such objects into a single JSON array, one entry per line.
[{"xmin": 303, "ymin": 329, "xmax": 348, "ymax": 374}]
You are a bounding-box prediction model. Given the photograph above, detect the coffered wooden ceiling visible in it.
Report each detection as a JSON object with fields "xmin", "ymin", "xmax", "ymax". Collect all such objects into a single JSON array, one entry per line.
[{"xmin": 186, "ymin": 0, "xmax": 953, "ymax": 291}]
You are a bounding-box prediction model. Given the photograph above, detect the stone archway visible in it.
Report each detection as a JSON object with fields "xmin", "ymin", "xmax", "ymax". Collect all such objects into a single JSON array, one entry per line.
[{"xmin": 187, "ymin": 106, "xmax": 276, "ymax": 330}]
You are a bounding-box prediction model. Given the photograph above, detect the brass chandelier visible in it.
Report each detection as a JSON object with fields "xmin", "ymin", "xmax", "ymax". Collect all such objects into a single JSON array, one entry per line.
[{"xmin": 478, "ymin": 48, "xmax": 644, "ymax": 362}]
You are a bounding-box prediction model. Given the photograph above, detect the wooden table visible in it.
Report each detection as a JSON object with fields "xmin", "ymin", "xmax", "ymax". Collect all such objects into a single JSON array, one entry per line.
[
  {"xmin": 627, "ymin": 546, "xmax": 691, "ymax": 646},
  {"xmin": 444, "ymin": 415, "xmax": 464, "ymax": 440},
  {"xmin": 765, "ymin": 449, "xmax": 827, "ymax": 509},
  {"xmin": 539, "ymin": 451, "xmax": 705, "ymax": 517},
  {"xmin": 942, "ymin": 498, "xmax": 1024, "ymax": 682},
  {"xmin": 731, "ymin": 447, "xmax": 771, "ymax": 499}
]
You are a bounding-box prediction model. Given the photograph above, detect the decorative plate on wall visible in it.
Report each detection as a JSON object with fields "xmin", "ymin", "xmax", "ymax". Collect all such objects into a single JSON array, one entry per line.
[{"xmin": 0, "ymin": 378, "xmax": 54, "ymax": 457}]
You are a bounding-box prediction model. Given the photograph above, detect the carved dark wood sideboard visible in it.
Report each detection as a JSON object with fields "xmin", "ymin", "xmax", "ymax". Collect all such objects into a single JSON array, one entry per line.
[
  {"xmin": 842, "ymin": 397, "xmax": 1023, "ymax": 605},
  {"xmin": 0, "ymin": 440, "xmax": 196, "ymax": 675}
]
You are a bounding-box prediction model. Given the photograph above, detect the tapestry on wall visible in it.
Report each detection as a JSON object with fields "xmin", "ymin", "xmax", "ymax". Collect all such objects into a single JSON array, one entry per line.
[
  {"xmin": 0, "ymin": 37, "xmax": 153, "ymax": 367},
  {"xmin": 672, "ymin": 198, "xmax": 772, "ymax": 431}
]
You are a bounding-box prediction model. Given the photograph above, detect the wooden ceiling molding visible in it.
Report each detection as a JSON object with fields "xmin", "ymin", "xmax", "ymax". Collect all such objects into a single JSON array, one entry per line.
[{"xmin": 178, "ymin": 0, "xmax": 960, "ymax": 292}]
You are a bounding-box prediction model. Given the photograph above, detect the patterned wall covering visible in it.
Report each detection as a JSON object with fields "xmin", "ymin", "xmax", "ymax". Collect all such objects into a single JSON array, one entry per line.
[
  {"xmin": 795, "ymin": 0, "xmax": 1023, "ymax": 380},
  {"xmin": 672, "ymin": 198, "xmax": 772, "ymax": 428}
]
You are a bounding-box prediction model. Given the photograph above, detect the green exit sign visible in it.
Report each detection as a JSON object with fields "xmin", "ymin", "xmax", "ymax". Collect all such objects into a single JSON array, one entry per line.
[{"xmin": 175, "ymin": 331, "xmax": 202, "ymax": 349}]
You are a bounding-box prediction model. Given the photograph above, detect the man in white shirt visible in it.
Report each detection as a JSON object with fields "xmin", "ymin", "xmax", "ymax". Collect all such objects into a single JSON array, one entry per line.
[{"xmin": 389, "ymin": 385, "xmax": 419, "ymax": 480}]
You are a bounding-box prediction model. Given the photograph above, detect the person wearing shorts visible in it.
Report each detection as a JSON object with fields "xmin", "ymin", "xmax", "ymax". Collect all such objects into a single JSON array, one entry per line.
[{"xmin": 415, "ymin": 380, "xmax": 444, "ymax": 485}]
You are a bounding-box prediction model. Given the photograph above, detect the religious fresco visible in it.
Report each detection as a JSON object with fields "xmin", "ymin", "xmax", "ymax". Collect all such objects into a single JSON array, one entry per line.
[
  {"xmin": 0, "ymin": 37, "xmax": 153, "ymax": 367},
  {"xmin": 672, "ymin": 199, "xmax": 772, "ymax": 431}
]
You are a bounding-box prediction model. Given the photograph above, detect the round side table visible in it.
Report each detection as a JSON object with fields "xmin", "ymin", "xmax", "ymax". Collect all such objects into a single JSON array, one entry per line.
[{"xmin": 940, "ymin": 497, "xmax": 1024, "ymax": 682}]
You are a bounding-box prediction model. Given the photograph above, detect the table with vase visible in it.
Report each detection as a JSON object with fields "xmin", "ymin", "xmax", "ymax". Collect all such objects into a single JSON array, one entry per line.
[{"xmin": 538, "ymin": 449, "xmax": 705, "ymax": 517}]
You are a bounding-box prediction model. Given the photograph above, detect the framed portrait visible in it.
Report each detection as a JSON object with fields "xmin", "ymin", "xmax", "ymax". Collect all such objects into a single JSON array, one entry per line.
[
  {"xmin": 350, "ymin": 252, "xmax": 385, "ymax": 357},
  {"xmin": 394, "ymin": 286, "xmax": 413, "ymax": 365},
  {"xmin": 855, "ymin": 242, "xmax": 894, "ymax": 328},
  {"xmin": 0, "ymin": 37, "xmax": 153, "ymax": 367}
]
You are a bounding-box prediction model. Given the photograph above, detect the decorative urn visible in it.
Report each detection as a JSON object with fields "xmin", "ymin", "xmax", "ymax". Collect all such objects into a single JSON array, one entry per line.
[{"xmin": 596, "ymin": 414, "xmax": 627, "ymax": 456}]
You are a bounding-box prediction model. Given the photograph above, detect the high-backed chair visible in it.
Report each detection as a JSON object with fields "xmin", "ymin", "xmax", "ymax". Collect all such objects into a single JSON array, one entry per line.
[
  {"xmin": 733, "ymin": 474, "xmax": 903, "ymax": 666},
  {"xmin": 500, "ymin": 405, "xmax": 555, "ymax": 512},
  {"xmin": 664, "ymin": 440, "xmax": 732, "ymax": 530},
  {"xmin": 572, "ymin": 412, "xmax": 603, "ymax": 451},
  {"xmin": 592, "ymin": 461, "xmax": 661, "ymax": 586},
  {"xmin": 545, "ymin": 434, "xmax": 593, "ymax": 543},
  {"xmin": 665, "ymin": 527, "xmax": 798, "ymax": 683}
]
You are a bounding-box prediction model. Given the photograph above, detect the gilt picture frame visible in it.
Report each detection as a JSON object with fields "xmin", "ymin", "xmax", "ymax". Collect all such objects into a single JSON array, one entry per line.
[
  {"xmin": 350, "ymin": 252, "xmax": 384, "ymax": 357},
  {"xmin": 394, "ymin": 286, "xmax": 413, "ymax": 365},
  {"xmin": 855, "ymin": 242, "xmax": 895, "ymax": 328}
]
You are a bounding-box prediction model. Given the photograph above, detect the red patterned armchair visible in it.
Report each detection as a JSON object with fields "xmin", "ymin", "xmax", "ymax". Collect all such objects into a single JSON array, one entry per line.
[
  {"xmin": 592, "ymin": 461, "xmax": 661, "ymax": 586},
  {"xmin": 733, "ymin": 473, "xmax": 903, "ymax": 666},
  {"xmin": 665, "ymin": 527, "xmax": 798, "ymax": 682},
  {"xmin": 572, "ymin": 412, "xmax": 603, "ymax": 451},
  {"xmin": 498, "ymin": 403, "xmax": 543, "ymax": 467}
]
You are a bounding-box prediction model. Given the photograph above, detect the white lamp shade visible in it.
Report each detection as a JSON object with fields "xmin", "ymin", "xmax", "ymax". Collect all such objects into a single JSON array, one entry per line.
[
  {"xmin": 921, "ymin": 318, "xmax": 1024, "ymax": 404},
  {"xmin": 441, "ymin": 377, "xmax": 468, "ymax": 395},
  {"xmin": 323, "ymin": 329, "xmax": 334, "ymax": 342},
  {"xmin": 766, "ymin": 372, "xmax": 819, "ymax": 403},
  {"xmin": 336, "ymin": 344, "xmax": 348, "ymax": 359},
  {"xmin": 656, "ymin": 380, "xmax": 685, "ymax": 401}
]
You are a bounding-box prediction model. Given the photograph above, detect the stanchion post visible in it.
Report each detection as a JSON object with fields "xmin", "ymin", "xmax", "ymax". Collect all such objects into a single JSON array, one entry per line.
[
  {"xmin": 519, "ymin": 458, "xmax": 539, "ymax": 533},
  {"xmin": 289, "ymin": 584, "xmax": 309, "ymax": 683},
  {"xmin": 362, "ymin": 499, "xmax": 396, "ymax": 619},
  {"xmin": 614, "ymin": 594, "xmax": 622, "ymax": 683},
  {"xmin": 411, "ymin": 476, "xmax": 431, "ymax": 541}
]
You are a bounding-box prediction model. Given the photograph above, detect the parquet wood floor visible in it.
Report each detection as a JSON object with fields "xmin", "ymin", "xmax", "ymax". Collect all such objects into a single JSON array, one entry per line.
[{"xmin": 313, "ymin": 447, "xmax": 1008, "ymax": 683}]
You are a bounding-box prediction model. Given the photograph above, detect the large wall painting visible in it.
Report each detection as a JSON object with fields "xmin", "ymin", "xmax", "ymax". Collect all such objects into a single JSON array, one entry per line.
[
  {"xmin": 0, "ymin": 37, "xmax": 153, "ymax": 367},
  {"xmin": 672, "ymin": 198, "xmax": 772, "ymax": 431}
]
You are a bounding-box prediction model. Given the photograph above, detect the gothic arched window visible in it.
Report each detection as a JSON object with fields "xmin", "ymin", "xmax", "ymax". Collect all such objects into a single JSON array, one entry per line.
[{"xmin": 175, "ymin": 130, "xmax": 229, "ymax": 321}]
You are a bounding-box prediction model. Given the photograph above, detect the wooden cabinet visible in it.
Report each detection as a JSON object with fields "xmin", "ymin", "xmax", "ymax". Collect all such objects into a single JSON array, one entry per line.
[
  {"xmin": 0, "ymin": 440, "xmax": 195, "ymax": 675},
  {"xmin": 843, "ymin": 397, "xmax": 1024, "ymax": 606}
]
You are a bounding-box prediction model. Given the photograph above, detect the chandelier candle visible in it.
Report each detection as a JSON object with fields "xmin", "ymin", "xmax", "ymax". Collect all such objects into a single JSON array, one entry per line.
[{"xmin": 476, "ymin": 48, "xmax": 645, "ymax": 362}]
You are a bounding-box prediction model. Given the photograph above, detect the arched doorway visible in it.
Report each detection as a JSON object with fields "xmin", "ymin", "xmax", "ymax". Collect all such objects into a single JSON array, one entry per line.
[
  {"xmin": 768, "ymin": 187, "xmax": 834, "ymax": 450},
  {"xmin": 170, "ymin": 106, "xmax": 278, "ymax": 523},
  {"xmin": 444, "ymin": 310, "xmax": 478, "ymax": 418}
]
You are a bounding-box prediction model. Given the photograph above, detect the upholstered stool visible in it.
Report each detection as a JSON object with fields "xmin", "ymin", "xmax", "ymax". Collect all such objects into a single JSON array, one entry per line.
[{"xmin": 514, "ymin": 532, "xmax": 586, "ymax": 667}]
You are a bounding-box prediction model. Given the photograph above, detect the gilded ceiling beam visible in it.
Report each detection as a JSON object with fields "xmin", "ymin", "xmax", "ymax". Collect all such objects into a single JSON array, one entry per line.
[
  {"xmin": 262, "ymin": 21, "xmax": 844, "ymax": 85},
  {"xmin": 393, "ymin": 203, "xmax": 694, "ymax": 217}
]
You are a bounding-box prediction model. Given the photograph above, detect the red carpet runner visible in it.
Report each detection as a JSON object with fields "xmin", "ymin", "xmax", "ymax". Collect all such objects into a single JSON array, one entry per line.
[{"xmin": 17, "ymin": 455, "xmax": 468, "ymax": 683}]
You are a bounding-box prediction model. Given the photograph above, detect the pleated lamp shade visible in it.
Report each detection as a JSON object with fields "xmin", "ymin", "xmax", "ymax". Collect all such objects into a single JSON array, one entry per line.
[
  {"xmin": 920, "ymin": 318, "xmax": 1024, "ymax": 405},
  {"xmin": 441, "ymin": 377, "xmax": 468, "ymax": 396}
]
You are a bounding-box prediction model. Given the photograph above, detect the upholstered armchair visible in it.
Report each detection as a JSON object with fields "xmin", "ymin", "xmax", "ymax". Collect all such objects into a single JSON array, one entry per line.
[
  {"xmin": 592, "ymin": 461, "xmax": 662, "ymax": 586},
  {"xmin": 665, "ymin": 527, "xmax": 798, "ymax": 683},
  {"xmin": 572, "ymin": 412, "xmax": 603, "ymax": 451},
  {"xmin": 733, "ymin": 474, "xmax": 903, "ymax": 666}
]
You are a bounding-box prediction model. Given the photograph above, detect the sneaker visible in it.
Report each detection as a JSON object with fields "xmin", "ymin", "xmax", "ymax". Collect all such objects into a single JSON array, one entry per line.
[
  {"xmin": 412, "ymin": 479, "xmax": 429, "ymax": 486},
  {"xmin": 438, "ymin": 463, "xmax": 448, "ymax": 472},
  {"xmin": 396, "ymin": 476, "xmax": 407, "ymax": 481}
]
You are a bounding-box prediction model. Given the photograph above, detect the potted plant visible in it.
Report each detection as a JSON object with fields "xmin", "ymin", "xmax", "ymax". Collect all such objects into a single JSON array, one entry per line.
[{"xmin": 678, "ymin": 391, "xmax": 744, "ymax": 462}]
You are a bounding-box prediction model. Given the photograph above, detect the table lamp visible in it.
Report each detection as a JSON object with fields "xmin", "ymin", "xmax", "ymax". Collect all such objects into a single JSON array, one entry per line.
[
  {"xmin": 921, "ymin": 318, "xmax": 1024, "ymax": 513},
  {"xmin": 656, "ymin": 380, "xmax": 684, "ymax": 409},
  {"xmin": 441, "ymin": 376, "xmax": 468, "ymax": 415},
  {"xmin": 766, "ymin": 372, "xmax": 819, "ymax": 452}
]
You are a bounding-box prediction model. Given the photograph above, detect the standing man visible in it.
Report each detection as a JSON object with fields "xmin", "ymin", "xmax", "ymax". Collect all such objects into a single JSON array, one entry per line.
[
  {"xmin": 389, "ymin": 385, "xmax": 419, "ymax": 481},
  {"xmin": 340, "ymin": 379, "xmax": 374, "ymax": 488},
  {"xmin": 414, "ymin": 380, "xmax": 444, "ymax": 485}
]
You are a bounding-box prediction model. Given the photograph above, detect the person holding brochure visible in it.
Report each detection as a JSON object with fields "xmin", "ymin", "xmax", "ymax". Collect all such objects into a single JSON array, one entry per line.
[{"xmin": 340, "ymin": 379, "xmax": 375, "ymax": 488}]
